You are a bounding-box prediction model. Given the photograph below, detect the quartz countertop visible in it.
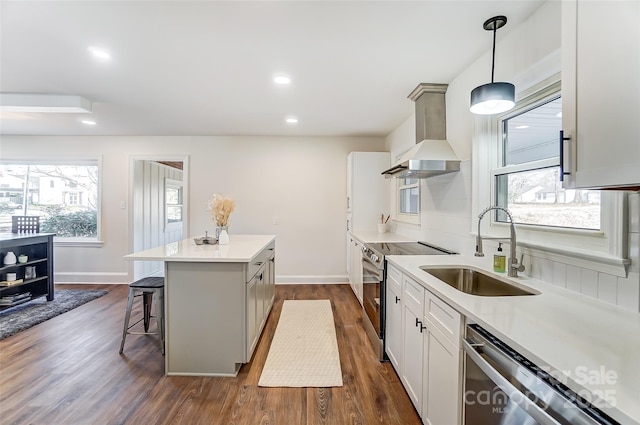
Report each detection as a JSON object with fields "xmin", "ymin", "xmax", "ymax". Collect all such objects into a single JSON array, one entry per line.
[
  {"xmin": 124, "ymin": 235, "xmax": 276, "ymax": 263},
  {"xmin": 387, "ymin": 254, "xmax": 640, "ymax": 425}
]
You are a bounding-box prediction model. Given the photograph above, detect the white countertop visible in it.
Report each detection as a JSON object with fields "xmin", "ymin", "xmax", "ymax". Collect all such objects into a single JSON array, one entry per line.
[
  {"xmin": 124, "ymin": 235, "xmax": 276, "ymax": 263},
  {"xmin": 387, "ymin": 254, "xmax": 640, "ymax": 425},
  {"xmin": 349, "ymin": 230, "xmax": 415, "ymax": 243}
]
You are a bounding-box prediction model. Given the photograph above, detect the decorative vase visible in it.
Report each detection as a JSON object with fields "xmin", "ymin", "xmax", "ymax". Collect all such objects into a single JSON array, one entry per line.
[
  {"xmin": 218, "ymin": 227, "xmax": 229, "ymax": 245},
  {"xmin": 377, "ymin": 223, "xmax": 387, "ymax": 233},
  {"xmin": 3, "ymin": 251, "xmax": 17, "ymax": 265}
]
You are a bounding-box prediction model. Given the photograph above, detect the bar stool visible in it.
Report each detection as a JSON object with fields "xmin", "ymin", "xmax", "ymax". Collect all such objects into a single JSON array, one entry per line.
[{"xmin": 119, "ymin": 276, "xmax": 165, "ymax": 355}]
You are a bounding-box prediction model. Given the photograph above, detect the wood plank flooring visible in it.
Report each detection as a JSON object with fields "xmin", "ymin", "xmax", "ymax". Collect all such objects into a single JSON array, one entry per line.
[{"xmin": 0, "ymin": 283, "xmax": 421, "ymax": 425}]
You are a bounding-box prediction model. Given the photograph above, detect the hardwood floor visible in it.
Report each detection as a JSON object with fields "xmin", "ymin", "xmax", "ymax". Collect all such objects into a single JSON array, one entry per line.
[{"xmin": 0, "ymin": 283, "xmax": 421, "ymax": 425}]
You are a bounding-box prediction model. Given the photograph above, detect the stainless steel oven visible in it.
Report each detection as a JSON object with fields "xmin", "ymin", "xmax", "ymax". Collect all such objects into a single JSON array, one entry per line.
[
  {"xmin": 463, "ymin": 324, "xmax": 620, "ymax": 425},
  {"xmin": 361, "ymin": 241, "xmax": 456, "ymax": 360}
]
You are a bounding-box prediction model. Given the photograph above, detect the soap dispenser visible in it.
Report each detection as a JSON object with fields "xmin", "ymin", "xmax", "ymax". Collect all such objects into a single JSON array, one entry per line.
[{"xmin": 493, "ymin": 243, "xmax": 506, "ymax": 273}]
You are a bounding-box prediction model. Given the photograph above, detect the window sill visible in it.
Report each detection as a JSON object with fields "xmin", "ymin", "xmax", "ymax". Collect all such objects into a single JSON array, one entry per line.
[
  {"xmin": 518, "ymin": 240, "xmax": 630, "ymax": 278},
  {"xmin": 54, "ymin": 238, "xmax": 104, "ymax": 248}
]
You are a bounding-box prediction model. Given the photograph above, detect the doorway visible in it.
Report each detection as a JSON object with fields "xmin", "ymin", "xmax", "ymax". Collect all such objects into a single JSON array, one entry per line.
[{"xmin": 129, "ymin": 156, "xmax": 189, "ymax": 280}]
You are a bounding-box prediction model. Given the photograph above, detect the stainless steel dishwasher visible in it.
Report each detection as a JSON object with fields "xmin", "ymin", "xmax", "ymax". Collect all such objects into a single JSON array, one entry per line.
[{"xmin": 463, "ymin": 324, "xmax": 621, "ymax": 425}]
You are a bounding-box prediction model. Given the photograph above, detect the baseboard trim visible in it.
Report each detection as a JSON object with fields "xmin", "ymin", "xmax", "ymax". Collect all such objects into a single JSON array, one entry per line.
[
  {"xmin": 55, "ymin": 272, "xmax": 129, "ymax": 284},
  {"xmin": 275, "ymin": 275, "xmax": 349, "ymax": 285}
]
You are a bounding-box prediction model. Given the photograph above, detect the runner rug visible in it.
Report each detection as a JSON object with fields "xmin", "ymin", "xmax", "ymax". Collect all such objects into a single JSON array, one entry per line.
[
  {"xmin": 0, "ymin": 289, "xmax": 108, "ymax": 340},
  {"xmin": 258, "ymin": 299, "xmax": 343, "ymax": 387}
]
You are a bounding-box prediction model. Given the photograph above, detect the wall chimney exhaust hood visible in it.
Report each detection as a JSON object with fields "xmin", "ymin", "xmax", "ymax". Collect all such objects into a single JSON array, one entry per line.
[{"xmin": 382, "ymin": 83, "xmax": 461, "ymax": 179}]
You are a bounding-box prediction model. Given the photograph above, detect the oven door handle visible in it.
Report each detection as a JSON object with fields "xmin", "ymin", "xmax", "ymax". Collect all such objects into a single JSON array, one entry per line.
[{"xmin": 462, "ymin": 339, "xmax": 562, "ymax": 425}]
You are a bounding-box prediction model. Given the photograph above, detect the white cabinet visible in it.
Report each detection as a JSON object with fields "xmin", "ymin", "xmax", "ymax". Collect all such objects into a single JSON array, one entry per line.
[
  {"xmin": 561, "ymin": 0, "xmax": 640, "ymax": 189},
  {"xmin": 401, "ymin": 275, "xmax": 425, "ymax": 412},
  {"xmin": 246, "ymin": 274, "xmax": 258, "ymax": 357},
  {"xmin": 421, "ymin": 291, "xmax": 461, "ymax": 425},
  {"xmin": 384, "ymin": 263, "xmax": 462, "ymax": 424},
  {"xmin": 348, "ymin": 235, "xmax": 363, "ymax": 305},
  {"xmin": 385, "ymin": 264, "xmax": 403, "ymax": 370},
  {"xmin": 346, "ymin": 152, "xmax": 390, "ymax": 269}
]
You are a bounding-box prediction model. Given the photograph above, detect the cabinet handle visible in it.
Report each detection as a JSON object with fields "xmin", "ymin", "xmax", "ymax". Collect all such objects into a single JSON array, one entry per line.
[
  {"xmin": 415, "ymin": 318, "xmax": 421, "ymax": 327},
  {"xmin": 559, "ymin": 130, "xmax": 571, "ymax": 182},
  {"xmin": 255, "ymin": 262, "xmax": 263, "ymax": 266},
  {"xmin": 419, "ymin": 323, "xmax": 426, "ymax": 333},
  {"xmin": 395, "ymin": 296, "xmax": 400, "ymax": 304}
]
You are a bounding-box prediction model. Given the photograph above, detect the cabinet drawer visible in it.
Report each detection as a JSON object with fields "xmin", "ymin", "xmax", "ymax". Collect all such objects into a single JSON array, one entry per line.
[
  {"xmin": 424, "ymin": 290, "xmax": 461, "ymax": 347},
  {"xmin": 246, "ymin": 242, "xmax": 274, "ymax": 283},
  {"xmin": 387, "ymin": 263, "xmax": 402, "ymax": 294},
  {"xmin": 403, "ymin": 275, "xmax": 424, "ymax": 311}
]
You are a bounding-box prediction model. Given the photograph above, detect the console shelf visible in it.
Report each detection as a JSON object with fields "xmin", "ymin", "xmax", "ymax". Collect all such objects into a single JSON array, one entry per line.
[{"xmin": 0, "ymin": 233, "xmax": 55, "ymax": 311}]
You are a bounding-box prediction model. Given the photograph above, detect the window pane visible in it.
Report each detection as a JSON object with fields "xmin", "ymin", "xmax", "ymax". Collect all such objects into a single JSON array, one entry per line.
[
  {"xmin": 167, "ymin": 206, "xmax": 182, "ymax": 223},
  {"xmin": 0, "ymin": 163, "xmax": 98, "ymax": 237},
  {"xmin": 495, "ymin": 167, "xmax": 600, "ymax": 230},
  {"xmin": 403, "ymin": 178, "xmax": 418, "ymax": 185},
  {"xmin": 503, "ymin": 97, "xmax": 562, "ymax": 166},
  {"xmin": 399, "ymin": 187, "xmax": 419, "ymax": 214}
]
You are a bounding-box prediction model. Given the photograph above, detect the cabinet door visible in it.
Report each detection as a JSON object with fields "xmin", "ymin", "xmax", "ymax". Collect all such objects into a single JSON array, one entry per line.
[
  {"xmin": 422, "ymin": 322, "xmax": 461, "ymax": 425},
  {"xmin": 246, "ymin": 278, "xmax": 258, "ymax": 359},
  {"xmin": 349, "ymin": 239, "xmax": 363, "ymax": 305},
  {"xmin": 562, "ymin": 0, "xmax": 640, "ymax": 189},
  {"xmin": 401, "ymin": 276, "xmax": 425, "ymax": 411},
  {"xmin": 385, "ymin": 275, "xmax": 403, "ymax": 371}
]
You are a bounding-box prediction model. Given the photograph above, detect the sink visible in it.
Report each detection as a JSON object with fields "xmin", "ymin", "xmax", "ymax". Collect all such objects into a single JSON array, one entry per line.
[{"xmin": 420, "ymin": 267, "xmax": 539, "ymax": 296}]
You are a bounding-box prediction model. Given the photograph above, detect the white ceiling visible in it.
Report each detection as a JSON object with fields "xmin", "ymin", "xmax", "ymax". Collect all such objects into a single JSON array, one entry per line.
[{"xmin": 0, "ymin": 0, "xmax": 545, "ymax": 137}]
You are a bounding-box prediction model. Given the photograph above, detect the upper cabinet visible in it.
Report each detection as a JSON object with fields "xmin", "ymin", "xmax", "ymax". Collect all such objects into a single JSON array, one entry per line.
[
  {"xmin": 561, "ymin": 0, "xmax": 640, "ymax": 189},
  {"xmin": 346, "ymin": 152, "xmax": 390, "ymax": 231}
]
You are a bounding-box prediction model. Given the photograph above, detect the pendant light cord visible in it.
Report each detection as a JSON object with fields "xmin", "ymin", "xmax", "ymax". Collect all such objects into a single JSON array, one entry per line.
[{"xmin": 491, "ymin": 24, "xmax": 497, "ymax": 83}]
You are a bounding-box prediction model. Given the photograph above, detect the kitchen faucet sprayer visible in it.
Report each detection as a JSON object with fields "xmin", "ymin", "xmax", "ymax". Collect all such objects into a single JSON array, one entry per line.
[{"xmin": 475, "ymin": 206, "xmax": 525, "ymax": 277}]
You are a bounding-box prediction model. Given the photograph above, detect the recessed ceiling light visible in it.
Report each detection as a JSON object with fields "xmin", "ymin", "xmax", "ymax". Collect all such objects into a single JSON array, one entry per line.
[
  {"xmin": 273, "ymin": 74, "xmax": 291, "ymax": 85},
  {"xmin": 285, "ymin": 116, "xmax": 298, "ymax": 124},
  {"xmin": 88, "ymin": 46, "xmax": 111, "ymax": 60},
  {"xmin": 515, "ymin": 125, "xmax": 530, "ymax": 129},
  {"xmin": 81, "ymin": 120, "xmax": 96, "ymax": 125}
]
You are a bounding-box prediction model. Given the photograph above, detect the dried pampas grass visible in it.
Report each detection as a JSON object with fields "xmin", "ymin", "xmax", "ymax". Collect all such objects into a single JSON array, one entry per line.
[{"xmin": 208, "ymin": 193, "xmax": 235, "ymax": 227}]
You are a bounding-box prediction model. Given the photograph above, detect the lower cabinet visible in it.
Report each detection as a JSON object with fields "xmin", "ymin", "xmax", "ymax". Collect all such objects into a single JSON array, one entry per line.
[
  {"xmin": 385, "ymin": 268, "xmax": 403, "ymax": 370},
  {"xmin": 401, "ymin": 275, "xmax": 425, "ymax": 411},
  {"xmin": 348, "ymin": 235, "xmax": 363, "ymax": 305},
  {"xmin": 422, "ymin": 317, "xmax": 460, "ymax": 425},
  {"xmin": 385, "ymin": 263, "xmax": 462, "ymax": 425},
  {"xmin": 246, "ymin": 242, "xmax": 276, "ymax": 361}
]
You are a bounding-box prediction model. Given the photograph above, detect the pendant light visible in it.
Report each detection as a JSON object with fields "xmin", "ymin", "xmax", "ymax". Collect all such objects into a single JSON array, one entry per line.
[{"xmin": 470, "ymin": 15, "xmax": 515, "ymax": 115}]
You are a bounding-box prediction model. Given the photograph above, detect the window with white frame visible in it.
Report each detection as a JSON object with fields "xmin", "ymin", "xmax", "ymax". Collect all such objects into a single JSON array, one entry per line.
[
  {"xmin": 0, "ymin": 159, "xmax": 100, "ymax": 240},
  {"xmin": 397, "ymin": 178, "xmax": 420, "ymax": 223},
  {"xmin": 165, "ymin": 178, "xmax": 183, "ymax": 229},
  {"xmin": 475, "ymin": 76, "xmax": 627, "ymax": 269},
  {"xmin": 493, "ymin": 89, "xmax": 601, "ymax": 231}
]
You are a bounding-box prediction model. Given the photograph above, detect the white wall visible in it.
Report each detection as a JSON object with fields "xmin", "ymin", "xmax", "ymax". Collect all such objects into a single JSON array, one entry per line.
[
  {"xmin": 0, "ymin": 135, "xmax": 385, "ymax": 284},
  {"xmin": 385, "ymin": 1, "xmax": 640, "ymax": 312}
]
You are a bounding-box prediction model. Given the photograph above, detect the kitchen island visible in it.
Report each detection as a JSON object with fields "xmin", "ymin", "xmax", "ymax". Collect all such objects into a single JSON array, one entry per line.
[{"xmin": 124, "ymin": 234, "xmax": 276, "ymax": 376}]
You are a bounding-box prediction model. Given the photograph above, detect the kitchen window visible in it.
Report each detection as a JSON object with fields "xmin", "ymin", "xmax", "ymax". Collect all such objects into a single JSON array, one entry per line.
[
  {"xmin": 473, "ymin": 75, "xmax": 627, "ymax": 273},
  {"xmin": 165, "ymin": 178, "xmax": 183, "ymax": 229},
  {"xmin": 0, "ymin": 158, "xmax": 102, "ymax": 244},
  {"xmin": 397, "ymin": 178, "xmax": 420, "ymax": 224},
  {"xmin": 493, "ymin": 95, "xmax": 601, "ymax": 231}
]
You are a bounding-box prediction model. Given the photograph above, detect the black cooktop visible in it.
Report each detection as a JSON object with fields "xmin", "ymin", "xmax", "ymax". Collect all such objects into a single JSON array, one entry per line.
[{"xmin": 367, "ymin": 241, "xmax": 456, "ymax": 256}]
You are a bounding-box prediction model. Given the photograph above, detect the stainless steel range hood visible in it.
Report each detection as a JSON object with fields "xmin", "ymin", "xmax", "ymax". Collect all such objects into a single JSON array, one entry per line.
[{"xmin": 382, "ymin": 83, "xmax": 461, "ymax": 179}]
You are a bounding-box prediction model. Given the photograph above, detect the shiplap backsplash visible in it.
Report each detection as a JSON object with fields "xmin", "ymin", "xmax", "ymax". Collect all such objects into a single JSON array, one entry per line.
[{"xmin": 518, "ymin": 193, "xmax": 640, "ymax": 312}]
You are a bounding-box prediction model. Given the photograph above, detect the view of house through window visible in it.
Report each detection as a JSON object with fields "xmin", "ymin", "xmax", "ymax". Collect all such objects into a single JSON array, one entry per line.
[
  {"xmin": 494, "ymin": 96, "xmax": 600, "ymax": 230},
  {"xmin": 0, "ymin": 162, "xmax": 99, "ymax": 238}
]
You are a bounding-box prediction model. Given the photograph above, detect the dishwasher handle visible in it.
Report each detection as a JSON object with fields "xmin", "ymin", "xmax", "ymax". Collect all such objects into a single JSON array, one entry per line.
[{"xmin": 462, "ymin": 338, "xmax": 562, "ymax": 425}]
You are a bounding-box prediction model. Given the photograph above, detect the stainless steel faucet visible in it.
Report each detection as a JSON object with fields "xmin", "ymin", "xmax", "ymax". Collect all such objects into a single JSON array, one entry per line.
[{"xmin": 475, "ymin": 206, "xmax": 525, "ymax": 277}]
